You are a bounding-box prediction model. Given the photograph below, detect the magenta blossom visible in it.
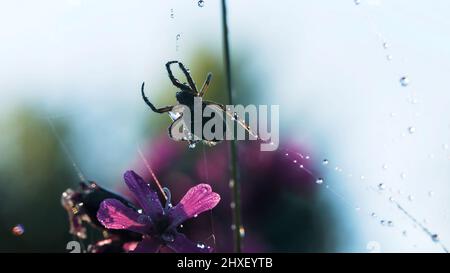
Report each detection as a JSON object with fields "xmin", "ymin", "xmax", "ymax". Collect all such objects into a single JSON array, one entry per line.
[{"xmin": 97, "ymin": 170, "xmax": 220, "ymax": 253}]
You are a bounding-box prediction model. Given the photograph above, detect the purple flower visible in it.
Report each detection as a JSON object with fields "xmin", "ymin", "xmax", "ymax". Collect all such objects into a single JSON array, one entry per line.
[{"xmin": 97, "ymin": 170, "xmax": 220, "ymax": 253}]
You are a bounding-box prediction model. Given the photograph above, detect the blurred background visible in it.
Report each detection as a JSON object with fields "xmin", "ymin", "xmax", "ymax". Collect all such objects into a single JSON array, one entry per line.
[{"xmin": 1, "ymin": 0, "xmax": 450, "ymax": 252}]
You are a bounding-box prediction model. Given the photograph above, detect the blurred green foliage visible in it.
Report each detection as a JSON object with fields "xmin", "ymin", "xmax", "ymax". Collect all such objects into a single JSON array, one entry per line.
[{"xmin": 0, "ymin": 108, "xmax": 75, "ymax": 252}]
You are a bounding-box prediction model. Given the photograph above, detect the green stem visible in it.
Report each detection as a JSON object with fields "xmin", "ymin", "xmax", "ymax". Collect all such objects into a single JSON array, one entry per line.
[{"xmin": 221, "ymin": 0, "xmax": 243, "ymax": 253}]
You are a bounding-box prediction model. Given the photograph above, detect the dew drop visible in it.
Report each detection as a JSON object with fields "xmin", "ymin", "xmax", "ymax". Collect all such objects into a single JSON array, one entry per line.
[
  {"xmin": 176, "ymin": 34, "xmax": 181, "ymax": 40},
  {"xmin": 407, "ymin": 126, "xmax": 416, "ymax": 134},
  {"xmin": 316, "ymin": 178, "xmax": 324, "ymax": 184},
  {"xmin": 387, "ymin": 220, "xmax": 394, "ymax": 227},
  {"xmin": 354, "ymin": 0, "xmax": 361, "ymax": 5},
  {"xmin": 239, "ymin": 226, "xmax": 245, "ymax": 238},
  {"xmin": 371, "ymin": 212, "xmax": 377, "ymax": 217},
  {"xmin": 322, "ymin": 159, "xmax": 329, "ymax": 165},
  {"xmin": 230, "ymin": 202, "xmax": 236, "ymax": 209},
  {"xmin": 197, "ymin": 242, "xmax": 206, "ymax": 249},
  {"xmin": 293, "ymin": 160, "xmax": 297, "ymax": 163},
  {"xmin": 378, "ymin": 183, "xmax": 386, "ymax": 190},
  {"xmin": 383, "ymin": 42, "xmax": 390, "ymax": 49},
  {"xmin": 400, "ymin": 172, "xmax": 406, "ymax": 180},
  {"xmin": 170, "ymin": 8, "xmax": 174, "ymax": 18},
  {"xmin": 408, "ymin": 195, "xmax": 414, "ymax": 201},
  {"xmin": 386, "ymin": 55, "xmax": 393, "ymax": 61},
  {"xmin": 189, "ymin": 143, "xmax": 196, "ymax": 149},
  {"xmin": 400, "ymin": 76, "xmax": 410, "ymax": 87},
  {"xmin": 11, "ymin": 224, "xmax": 25, "ymax": 236},
  {"xmin": 431, "ymin": 234, "xmax": 440, "ymax": 242},
  {"xmin": 229, "ymin": 179, "xmax": 235, "ymax": 188},
  {"xmin": 198, "ymin": 0, "xmax": 205, "ymax": 7},
  {"xmin": 382, "ymin": 164, "xmax": 388, "ymax": 170},
  {"xmin": 443, "ymin": 144, "xmax": 449, "ymax": 150},
  {"xmin": 428, "ymin": 191, "xmax": 434, "ymax": 197}
]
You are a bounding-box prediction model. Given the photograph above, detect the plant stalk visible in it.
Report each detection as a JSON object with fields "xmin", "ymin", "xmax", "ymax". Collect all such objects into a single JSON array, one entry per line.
[{"xmin": 221, "ymin": 0, "xmax": 243, "ymax": 253}]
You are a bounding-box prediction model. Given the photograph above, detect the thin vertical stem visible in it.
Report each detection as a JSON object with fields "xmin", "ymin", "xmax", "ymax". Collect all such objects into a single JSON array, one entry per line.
[{"xmin": 221, "ymin": 0, "xmax": 243, "ymax": 253}]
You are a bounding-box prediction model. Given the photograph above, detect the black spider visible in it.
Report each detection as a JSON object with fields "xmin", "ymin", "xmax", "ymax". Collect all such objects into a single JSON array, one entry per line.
[{"xmin": 141, "ymin": 61, "xmax": 228, "ymax": 147}]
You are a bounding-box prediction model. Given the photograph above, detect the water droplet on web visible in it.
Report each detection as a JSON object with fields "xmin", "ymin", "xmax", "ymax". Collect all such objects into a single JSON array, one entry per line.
[
  {"xmin": 443, "ymin": 144, "xmax": 449, "ymax": 150},
  {"xmin": 431, "ymin": 234, "xmax": 440, "ymax": 242},
  {"xmin": 189, "ymin": 143, "xmax": 196, "ymax": 149},
  {"xmin": 293, "ymin": 160, "xmax": 297, "ymax": 163},
  {"xmin": 316, "ymin": 178, "xmax": 324, "ymax": 184},
  {"xmin": 322, "ymin": 159, "xmax": 329, "ymax": 165},
  {"xmin": 387, "ymin": 220, "xmax": 394, "ymax": 227},
  {"xmin": 402, "ymin": 230, "xmax": 407, "ymax": 237},
  {"xmin": 230, "ymin": 202, "xmax": 236, "ymax": 209},
  {"xmin": 386, "ymin": 55, "xmax": 393, "ymax": 61},
  {"xmin": 170, "ymin": 8, "xmax": 174, "ymax": 18},
  {"xmin": 408, "ymin": 195, "xmax": 414, "ymax": 201},
  {"xmin": 400, "ymin": 172, "xmax": 406, "ymax": 180},
  {"xmin": 380, "ymin": 220, "xmax": 386, "ymax": 225},
  {"xmin": 354, "ymin": 0, "xmax": 361, "ymax": 5},
  {"xmin": 400, "ymin": 76, "xmax": 410, "ymax": 87},
  {"xmin": 198, "ymin": 0, "xmax": 205, "ymax": 7},
  {"xmin": 239, "ymin": 226, "xmax": 245, "ymax": 238},
  {"xmin": 408, "ymin": 126, "xmax": 416, "ymax": 134},
  {"xmin": 11, "ymin": 224, "xmax": 25, "ymax": 236},
  {"xmin": 382, "ymin": 164, "xmax": 388, "ymax": 170},
  {"xmin": 193, "ymin": 214, "xmax": 198, "ymax": 218},
  {"xmin": 378, "ymin": 183, "xmax": 386, "ymax": 190},
  {"xmin": 383, "ymin": 42, "xmax": 390, "ymax": 49},
  {"xmin": 197, "ymin": 242, "xmax": 206, "ymax": 249},
  {"xmin": 428, "ymin": 191, "xmax": 434, "ymax": 197}
]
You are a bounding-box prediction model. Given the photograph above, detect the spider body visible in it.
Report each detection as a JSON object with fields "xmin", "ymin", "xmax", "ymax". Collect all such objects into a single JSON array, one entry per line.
[{"xmin": 142, "ymin": 61, "xmax": 226, "ymax": 146}]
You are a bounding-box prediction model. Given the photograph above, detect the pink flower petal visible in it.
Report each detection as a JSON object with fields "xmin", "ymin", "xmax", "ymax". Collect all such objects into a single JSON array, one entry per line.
[
  {"xmin": 124, "ymin": 170, "xmax": 164, "ymax": 220},
  {"xmin": 168, "ymin": 184, "xmax": 220, "ymax": 229},
  {"xmin": 97, "ymin": 198, "xmax": 151, "ymax": 234}
]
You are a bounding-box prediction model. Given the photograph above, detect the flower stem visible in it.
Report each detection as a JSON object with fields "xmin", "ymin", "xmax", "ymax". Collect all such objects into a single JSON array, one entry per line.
[{"xmin": 221, "ymin": 0, "xmax": 243, "ymax": 253}]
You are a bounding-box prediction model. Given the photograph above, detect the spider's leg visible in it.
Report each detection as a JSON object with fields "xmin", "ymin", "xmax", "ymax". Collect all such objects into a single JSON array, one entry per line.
[
  {"xmin": 199, "ymin": 72, "xmax": 213, "ymax": 97},
  {"xmin": 166, "ymin": 61, "xmax": 191, "ymax": 91},
  {"xmin": 141, "ymin": 82, "xmax": 174, "ymax": 113},
  {"xmin": 203, "ymin": 101, "xmax": 259, "ymax": 140},
  {"xmin": 177, "ymin": 62, "xmax": 198, "ymax": 93},
  {"xmin": 167, "ymin": 113, "xmax": 186, "ymax": 141},
  {"xmin": 203, "ymin": 100, "xmax": 226, "ymax": 111}
]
